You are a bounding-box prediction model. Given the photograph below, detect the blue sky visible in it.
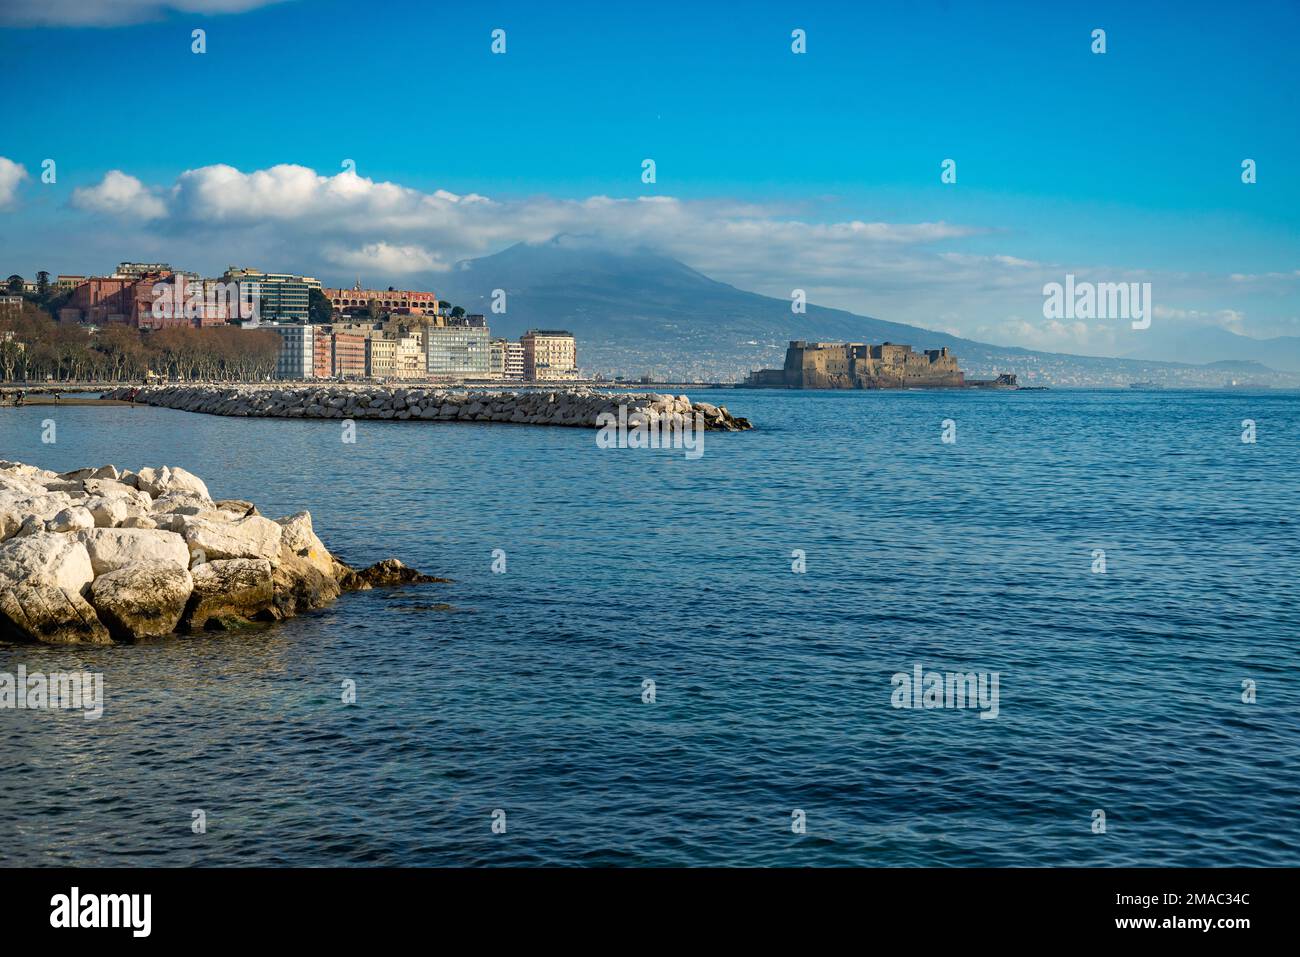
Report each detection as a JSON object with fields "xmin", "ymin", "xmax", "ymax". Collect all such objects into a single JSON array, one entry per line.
[{"xmin": 1, "ymin": 0, "xmax": 1297, "ymax": 354}]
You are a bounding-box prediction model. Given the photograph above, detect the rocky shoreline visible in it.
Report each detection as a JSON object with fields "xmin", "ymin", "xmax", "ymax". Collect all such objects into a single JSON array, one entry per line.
[
  {"xmin": 100, "ymin": 385, "xmax": 754, "ymax": 431},
  {"xmin": 0, "ymin": 459, "xmax": 441, "ymax": 646}
]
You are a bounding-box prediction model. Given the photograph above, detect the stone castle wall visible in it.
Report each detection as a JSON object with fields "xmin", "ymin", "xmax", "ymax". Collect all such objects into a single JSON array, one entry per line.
[{"xmin": 748, "ymin": 341, "xmax": 965, "ymax": 389}]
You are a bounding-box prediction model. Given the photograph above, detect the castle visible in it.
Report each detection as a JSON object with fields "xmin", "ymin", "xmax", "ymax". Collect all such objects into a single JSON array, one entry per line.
[{"xmin": 743, "ymin": 341, "xmax": 967, "ymax": 389}]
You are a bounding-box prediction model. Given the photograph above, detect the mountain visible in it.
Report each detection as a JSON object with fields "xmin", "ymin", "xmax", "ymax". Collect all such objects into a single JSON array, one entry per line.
[
  {"xmin": 1116, "ymin": 322, "xmax": 1300, "ymax": 373},
  {"xmin": 437, "ymin": 238, "xmax": 1297, "ymax": 386}
]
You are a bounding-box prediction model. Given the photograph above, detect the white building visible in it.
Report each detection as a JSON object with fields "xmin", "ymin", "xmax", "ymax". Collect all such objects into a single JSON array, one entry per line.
[
  {"xmin": 268, "ymin": 323, "xmax": 314, "ymax": 380},
  {"xmin": 490, "ymin": 338, "xmax": 526, "ymax": 379}
]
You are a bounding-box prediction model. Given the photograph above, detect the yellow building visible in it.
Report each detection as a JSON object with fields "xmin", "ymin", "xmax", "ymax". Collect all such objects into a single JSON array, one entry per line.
[
  {"xmin": 395, "ymin": 335, "xmax": 425, "ymax": 379},
  {"xmin": 521, "ymin": 329, "xmax": 576, "ymax": 381},
  {"xmin": 365, "ymin": 336, "xmax": 396, "ymax": 378}
]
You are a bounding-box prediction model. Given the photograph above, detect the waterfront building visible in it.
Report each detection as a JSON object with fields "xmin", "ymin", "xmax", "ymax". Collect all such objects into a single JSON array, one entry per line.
[
  {"xmin": 312, "ymin": 327, "xmax": 333, "ymax": 378},
  {"xmin": 425, "ymin": 324, "xmax": 491, "ymax": 378},
  {"xmin": 332, "ymin": 331, "xmax": 367, "ymax": 378},
  {"xmin": 395, "ymin": 335, "xmax": 424, "ymax": 378},
  {"xmin": 223, "ymin": 267, "xmax": 321, "ymax": 323},
  {"xmin": 521, "ymin": 329, "xmax": 577, "ymax": 380},
  {"xmin": 366, "ymin": 336, "xmax": 396, "ymax": 378},
  {"xmin": 504, "ymin": 340, "xmax": 525, "ymax": 379},
  {"xmin": 268, "ymin": 323, "xmax": 314, "ymax": 380}
]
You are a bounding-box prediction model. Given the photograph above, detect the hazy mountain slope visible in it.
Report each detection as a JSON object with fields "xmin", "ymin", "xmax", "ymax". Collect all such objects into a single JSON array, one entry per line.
[
  {"xmin": 1118, "ymin": 323, "xmax": 1300, "ymax": 373},
  {"xmin": 436, "ymin": 238, "xmax": 1291, "ymax": 384}
]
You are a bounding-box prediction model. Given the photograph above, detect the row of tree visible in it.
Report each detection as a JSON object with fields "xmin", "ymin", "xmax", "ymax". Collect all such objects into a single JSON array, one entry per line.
[{"xmin": 0, "ymin": 302, "xmax": 281, "ymax": 383}]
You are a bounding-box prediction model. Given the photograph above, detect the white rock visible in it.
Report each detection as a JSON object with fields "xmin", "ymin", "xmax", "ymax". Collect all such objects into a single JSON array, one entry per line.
[
  {"xmin": 46, "ymin": 506, "xmax": 95, "ymax": 534},
  {"xmin": 89, "ymin": 560, "xmax": 194, "ymax": 640},
  {"xmin": 0, "ymin": 583, "xmax": 111, "ymax": 645},
  {"xmin": 0, "ymin": 532, "xmax": 95, "ymax": 593},
  {"xmin": 73, "ymin": 527, "xmax": 191, "ymax": 576},
  {"xmin": 135, "ymin": 465, "xmax": 211, "ymax": 501},
  {"xmin": 275, "ymin": 511, "xmax": 335, "ymax": 577},
  {"xmin": 150, "ymin": 490, "xmax": 213, "ymax": 515},
  {"xmin": 183, "ymin": 514, "xmax": 283, "ymax": 564}
]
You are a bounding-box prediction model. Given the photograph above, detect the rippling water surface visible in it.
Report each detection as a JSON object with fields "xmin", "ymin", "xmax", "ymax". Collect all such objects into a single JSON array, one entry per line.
[{"xmin": 1, "ymin": 389, "xmax": 1297, "ymax": 866}]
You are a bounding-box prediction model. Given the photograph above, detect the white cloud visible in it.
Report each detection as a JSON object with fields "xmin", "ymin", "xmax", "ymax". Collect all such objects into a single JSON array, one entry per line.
[
  {"xmin": 1229, "ymin": 270, "xmax": 1300, "ymax": 283},
  {"xmin": 0, "ymin": 1, "xmax": 288, "ymax": 27},
  {"xmin": 327, "ymin": 242, "xmax": 449, "ymax": 275},
  {"xmin": 45, "ymin": 161, "xmax": 1296, "ymax": 352},
  {"xmin": 94, "ymin": 163, "xmax": 985, "ymax": 291},
  {"xmin": 990, "ymin": 317, "xmax": 1115, "ymax": 352},
  {"xmin": 0, "ymin": 158, "xmax": 29, "ymax": 209},
  {"xmin": 71, "ymin": 170, "xmax": 168, "ymax": 220},
  {"xmin": 1153, "ymin": 305, "xmax": 1248, "ymax": 332}
]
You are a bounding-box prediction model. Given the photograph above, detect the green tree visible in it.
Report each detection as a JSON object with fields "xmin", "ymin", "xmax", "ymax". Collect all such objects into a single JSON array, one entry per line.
[
  {"xmin": 308, "ymin": 287, "xmax": 334, "ymax": 324},
  {"xmin": 451, "ymin": 305, "xmax": 465, "ymax": 319},
  {"xmin": 5, "ymin": 275, "xmax": 23, "ymax": 294},
  {"xmin": 35, "ymin": 271, "xmax": 50, "ymax": 298}
]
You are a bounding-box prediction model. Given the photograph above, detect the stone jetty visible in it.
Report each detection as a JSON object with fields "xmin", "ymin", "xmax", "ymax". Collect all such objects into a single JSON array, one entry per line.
[
  {"xmin": 100, "ymin": 385, "xmax": 753, "ymax": 431},
  {"xmin": 0, "ymin": 459, "xmax": 441, "ymax": 646}
]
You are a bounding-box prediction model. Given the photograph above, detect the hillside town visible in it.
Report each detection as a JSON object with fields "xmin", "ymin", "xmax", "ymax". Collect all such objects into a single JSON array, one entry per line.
[{"xmin": 0, "ymin": 263, "xmax": 579, "ymax": 384}]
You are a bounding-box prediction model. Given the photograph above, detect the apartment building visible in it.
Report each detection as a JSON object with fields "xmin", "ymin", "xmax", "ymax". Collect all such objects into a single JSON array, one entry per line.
[
  {"xmin": 365, "ymin": 336, "xmax": 396, "ymax": 378},
  {"xmin": 395, "ymin": 335, "xmax": 424, "ymax": 378},
  {"xmin": 223, "ymin": 267, "xmax": 321, "ymax": 323},
  {"xmin": 490, "ymin": 338, "xmax": 525, "ymax": 379},
  {"xmin": 521, "ymin": 329, "xmax": 577, "ymax": 380},
  {"xmin": 332, "ymin": 331, "xmax": 367, "ymax": 378},
  {"xmin": 269, "ymin": 324, "xmax": 314, "ymax": 379},
  {"xmin": 426, "ymin": 324, "xmax": 491, "ymax": 378}
]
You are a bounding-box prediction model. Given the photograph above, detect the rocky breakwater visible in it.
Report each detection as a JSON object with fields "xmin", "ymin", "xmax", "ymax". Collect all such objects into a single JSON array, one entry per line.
[
  {"xmin": 101, "ymin": 385, "xmax": 754, "ymax": 431},
  {"xmin": 0, "ymin": 460, "xmax": 441, "ymax": 645}
]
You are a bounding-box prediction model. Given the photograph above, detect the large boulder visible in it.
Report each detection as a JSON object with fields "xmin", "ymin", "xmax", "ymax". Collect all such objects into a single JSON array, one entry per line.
[
  {"xmin": 73, "ymin": 527, "xmax": 191, "ymax": 576},
  {"xmin": 0, "ymin": 583, "xmax": 112, "ymax": 645},
  {"xmin": 82, "ymin": 479, "xmax": 152, "ymax": 508},
  {"xmin": 184, "ymin": 558, "xmax": 274, "ymax": 630},
  {"xmin": 183, "ymin": 515, "xmax": 282, "ymax": 564},
  {"xmin": 275, "ymin": 511, "xmax": 335, "ymax": 577},
  {"xmin": 0, "ymin": 491, "xmax": 77, "ymax": 540},
  {"xmin": 59, "ymin": 465, "xmax": 120, "ymax": 482},
  {"xmin": 84, "ymin": 496, "xmax": 132, "ymax": 528},
  {"xmin": 89, "ymin": 561, "xmax": 194, "ymax": 640},
  {"xmin": 149, "ymin": 490, "xmax": 212, "ymax": 515},
  {"xmin": 135, "ymin": 466, "xmax": 210, "ymax": 501},
  {"xmin": 341, "ymin": 558, "xmax": 447, "ymax": 589},
  {"xmin": 0, "ymin": 532, "xmax": 95, "ymax": 593},
  {"xmin": 269, "ymin": 555, "xmax": 342, "ymax": 619},
  {"xmin": 46, "ymin": 506, "xmax": 95, "ymax": 534}
]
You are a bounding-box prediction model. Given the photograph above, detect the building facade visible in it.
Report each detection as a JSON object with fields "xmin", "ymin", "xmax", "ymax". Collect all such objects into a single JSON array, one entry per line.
[
  {"xmin": 324, "ymin": 284, "xmax": 438, "ymax": 317},
  {"xmin": 425, "ymin": 324, "xmax": 491, "ymax": 378},
  {"xmin": 395, "ymin": 335, "xmax": 424, "ymax": 378},
  {"xmin": 521, "ymin": 329, "xmax": 577, "ymax": 380},
  {"xmin": 332, "ymin": 332, "xmax": 366, "ymax": 378},
  {"xmin": 365, "ymin": 336, "xmax": 396, "ymax": 378},
  {"xmin": 270, "ymin": 324, "xmax": 314, "ymax": 380},
  {"xmin": 224, "ymin": 267, "xmax": 321, "ymax": 323}
]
